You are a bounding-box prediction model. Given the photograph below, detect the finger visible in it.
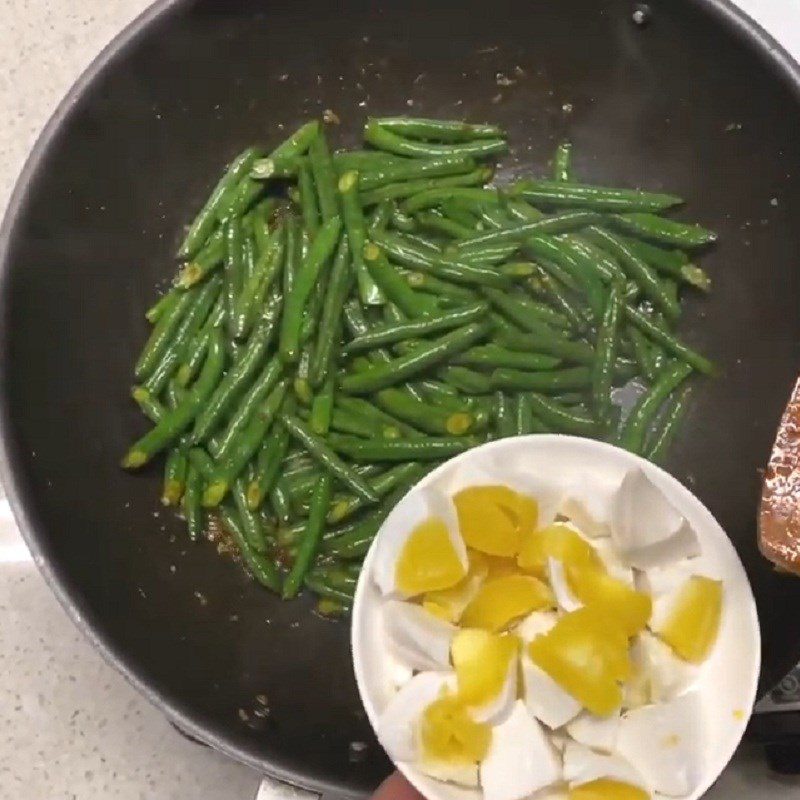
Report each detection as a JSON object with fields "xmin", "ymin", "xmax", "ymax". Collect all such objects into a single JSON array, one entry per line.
[{"xmin": 372, "ymin": 771, "xmax": 426, "ymax": 800}]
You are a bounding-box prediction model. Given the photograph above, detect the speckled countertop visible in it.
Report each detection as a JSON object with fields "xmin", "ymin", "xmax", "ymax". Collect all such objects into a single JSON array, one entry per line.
[{"xmin": 2, "ymin": 1, "xmax": 800, "ymax": 799}]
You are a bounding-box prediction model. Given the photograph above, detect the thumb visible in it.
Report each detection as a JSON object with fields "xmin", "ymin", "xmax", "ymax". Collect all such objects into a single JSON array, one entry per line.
[{"xmin": 372, "ymin": 771, "xmax": 426, "ymax": 800}]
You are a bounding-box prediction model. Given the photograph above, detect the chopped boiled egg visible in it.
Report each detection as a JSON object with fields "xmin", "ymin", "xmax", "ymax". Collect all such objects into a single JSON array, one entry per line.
[
  {"xmin": 627, "ymin": 632, "xmax": 698, "ymax": 706},
  {"xmin": 566, "ymin": 710, "xmax": 621, "ymax": 753},
  {"xmin": 650, "ymin": 574, "xmax": 723, "ymax": 663},
  {"xmin": 547, "ymin": 558, "xmax": 582, "ymax": 613},
  {"xmin": 518, "ymin": 522, "xmax": 602, "ymax": 577},
  {"xmin": 451, "ymin": 629, "xmax": 519, "ymax": 723},
  {"xmin": 480, "ymin": 701, "xmax": 562, "ymax": 800},
  {"xmin": 515, "ymin": 610, "xmax": 559, "ymax": 642},
  {"xmin": 521, "ymin": 652, "xmax": 582, "ymax": 728},
  {"xmin": 423, "ymin": 550, "xmax": 489, "ymax": 623},
  {"xmin": 383, "ymin": 600, "xmax": 457, "ymax": 671},
  {"xmin": 461, "ymin": 574, "xmax": 554, "ymax": 632},
  {"xmin": 374, "ymin": 487, "xmax": 467, "ymax": 598},
  {"xmin": 454, "ymin": 484, "xmax": 537, "ymax": 556},
  {"xmin": 420, "ymin": 692, "xmax": 492, "ymax": 767},
  {"xmin": 617, "ymin": 692, "xmax": 704, "ymax": 797},
  {"xmin": 563, "ymin": 741, "xmax": 647, "ymax": 791},
  {"xmin": 565, "ymin": 563, "xmax": 652, "ymax": 636},
  {"xmin": 559, "ymin": 472, "xmax": 621, "ymax": 538},
  {"xmin": 610, "ymin": 469, "xmax": 700, "ymax": 569},
  {"xmin": 528, "ymin": 607, "xmax": 631, "ymax": 716},
  {"xmin": 568, "ymin": 779, "xmax": 649, "ymax": 800},
  {"xmin": 592, "ymin": 538, "xmax": 634, "ymax": 586},
  {"xmin": 377, "ymin": 671, "xmax": 455, "ymax": 762}
]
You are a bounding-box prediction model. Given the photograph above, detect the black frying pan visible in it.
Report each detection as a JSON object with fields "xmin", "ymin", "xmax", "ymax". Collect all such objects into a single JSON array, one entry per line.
[{"xmin": 1, "ymin": 0, "xmax": 799, "ymax": 795}]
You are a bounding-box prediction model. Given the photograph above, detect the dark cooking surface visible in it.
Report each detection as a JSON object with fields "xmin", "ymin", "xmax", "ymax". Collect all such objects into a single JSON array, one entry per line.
[{"xmin": 1, "ymin": 0, "xmax": 800, "ymax": 794}]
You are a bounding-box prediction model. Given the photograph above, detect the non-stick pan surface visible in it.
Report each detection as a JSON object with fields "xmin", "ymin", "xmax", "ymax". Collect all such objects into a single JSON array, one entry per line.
[{"xmin": 1, "ymin": 0, "xmax": 800, "ymax": 794}]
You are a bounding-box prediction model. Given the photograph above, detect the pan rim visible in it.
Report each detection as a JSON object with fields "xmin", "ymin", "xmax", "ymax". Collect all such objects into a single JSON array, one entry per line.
[{"xmin": 0, "ymin": 0, "xmax": 797, "ymax": 792}]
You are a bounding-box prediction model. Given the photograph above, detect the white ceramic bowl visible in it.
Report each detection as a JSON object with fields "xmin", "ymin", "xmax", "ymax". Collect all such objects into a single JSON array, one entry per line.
[{"xmin": 352, "ymin": 435, "xmax": 761, "ymax": 800}]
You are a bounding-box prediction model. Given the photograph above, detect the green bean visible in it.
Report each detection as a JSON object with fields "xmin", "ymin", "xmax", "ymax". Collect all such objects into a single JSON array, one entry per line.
[
  {"xmin": 509, "ymin": 179, "xmax": 682, "ymax": 212},
  {"xmin": 532, "ymin": 266, "xmax": 589, "ymax": 332},
  {"xmin": 561, "ymin": 234, "xmax": 628, "ymax": 284},
  {"xmin": 514, "ymin": 394, "xmax": 536, "ymax": 435},
  {"xmin": 646, "ymin": 386, "xmax": 692, "ymax": 463},
  {"xmin": 359, "ymin": 167, "xmax": 492, "ymax": 206},
  {"xmin": 279, "ymin": 216, "xmax": 342, "ymax": 362},
  {"xmin": 294, "ymin": 345, "xmax": 313, "ymax": 405},
  {"xmin": 231, "ymin": 225, "xmax": 284, "ymax": 339},
  {"xmin": 311, "ymin": 373, "xmax": 336, "ymax": 434},
  {"xmin": 309, "ymin": 237, "xmax": 351, "ymax": 387},
  {"xmin": 223, "ymin": 218, "xmax": 245, "ymax": 337},
  {"xmin": 375, "ymin": 388, "xmax": 474, "ymax": 435},
  {"xmin": 309, "ymin": 130, "xmax": 339, "ymax": 222},
  {"xmin": 192, "ymin": 313, "xmax": 277, "ymax": 442},
  {"xmin": 135, "ymin": 288, "xmax": 195, "ymax": 379},
  {"xmin": 415, "ymin": 211, "xmax": 475, "ymax": 239},
  {"xmin": 456, "ymin": 344, "xmax": 560, "ymax": 371},
  {"xmin": 441, "ymin": 199, "xmax": 484, "ymax": 228},
  {"xmin": 368, "ymin": 200, "xmax": 393, "ymax": 233},
  {"xmin": 343, "ymin": 302, "xmax": 487, "ymax": 353},
  {"xmin": 362, "ymin": 243, "xmax": 438, "ymax": 317},
  {"xmin": 624, "ymin": 305, "xmax": 716, "ymax": 376},
  {"xmin": 389, "ymin": 203, "xmax": 417, "ymax": 233},
  {"xmin": 611, "ymin": 213, "xmax": 717, "ymax": 249},
  {"xmin": 270, "ymin": 478, "xmax": 294, "ymax": 526},
  {"xmin": 494, "ymin": 391, "xmax": 516, "ymax": 438},
  {"xmin": 249, "ymin": 120, "xmax": 320, "ymax": 177},
  {"xmin": 176, "ymin": 229, "xmax": 226, "ymax": 288},
  {"xmin": 232, "ymin": 478, "xmax": 269, "ymax": 554},
  {"xmin": 146, "ymin": 290, "xmax": 178, "ymax": 324},
  {"xmin": 299, "ymin": 239, "xmax": 335, "ymax": 347},
  {"xmin": 364, "ymin": 120, "xmax": 507, "ymax": 159},
  {"xmin": 143, "ymin": 275, "xmax": 222, "ymax": 395},
  {"xmin": 336, "ymin": 396, "xmax": 419, "ymax": 438},
  {"xmin": 183, "ymin": 465, "xmax": 204, "ymax": 541},
  {"xmin": 404, "ymin": 272, "xmax": 478, "ymax": 303},
  {"xmin": 328, "ymin": 463, "xmax": 425, "ymax": 524},
  {"xmin": 323, "ymin": 407, "xmax": 384, "ymax": 438},
  {"xmin": 304, "ymin": 572, "xmax": 354, "ymax": 602},
  {"xmin": 553, "ymin": 141, "xmax": 573, "ymax": 182},
  {"xmin": 627, "ymin": 326, "xmax": 658, "ymax": 382},
  {"xmin": 592, "ymin": 284, "xmax": 622, "ymax": 427},
  {"xmin": 123, "ymin": 329, "xmax": 226, "ymax": 468},
  {"xmin": 316, "ymin": 598, "xmax": 352, "ymax": 616},
  {"xmin": 358, "ymin": 156, "xmax": 476, "ymax": 192},
  {"xmin": 218, "ymin": 504, "xmax": 281, "ymax": 592},
  {"xmin": 619, "ymin": 236, "xmax": 710, "ymax": 291},
  {"xmin": 527, "ymin": 394, "xmax": 598, "ymax": 435},
  {"xmin": 295, "ymin": 159, "xmax": 320, "ymax": 238},
  {"xmin": 454, "ymin": 211, "xmax": 601, "ymax": 254},
  {"xmin": 439, "ymin": 366, "xmax": 493, "ymax": 394},
  {"xmin": 279, "ymin": 414, "xmax": 378, "ymax": 501},
  {"xmin": 620, "ymin": 362, "xmax": 693, "ymax": 454},
  {"xmin": 187, "ymin": 446, "xmax": 216, "ymax": 479},
  {"xmin": 327, "ymin": 434, "xmax": 478, "ymax": 462},
  {"xmin": 492, "ymin": 326, "xmax": 594, "ymax": 366},
  {"xmin": 492, "ymin": 366, "xmax": 592, "ymax": 393},
  {"xmin": 332, "ymin": 149, "xmax": 404, "ymax": 172},
  {"xmin": 482, "ymin": 287, "xmax": 569, "ymax": 332},
  {"xmin": 247, "ymin": 424, "xmax": 290, "ymax": 510},
  {"xmin": 162, "ymin": 446, "xmax": 187, "ymax": 506},
  {"xmin": 370, "ymin": 117, "xmax": 504, "ymax": 142},
  {"xmin": 219, "ymin": 176, "xmax": 263, "ymax": 221},
  {"xmin": 284, "ymin": 474, "xmax": 333, "ymax": 598},
  {"xmin": 585, "ymin": 227, "xmax": 680, "ymax": 321},
  {"xmin": 339, "ymin": 171, "xmax": 385, "ymax": 306},
  {"xmin": 178, "ymin": 146, "xmax": 263, "ymax": 259},
  {"xmin": 341, "ymin": 322, "xmax": 489, "ymax": 394},
  {"xmin": 402, "ymin": 187, "xmax": 503, "ymax": 214},
  {"xmin": 202, "ymin": 380, "xmax": 288, "ymax": 507}
]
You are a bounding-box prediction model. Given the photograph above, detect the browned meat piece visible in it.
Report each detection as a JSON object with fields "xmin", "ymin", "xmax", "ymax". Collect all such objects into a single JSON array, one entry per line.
[{"xmin": 760, "ymin": 376, "xmax": 800, "ymax": 574}]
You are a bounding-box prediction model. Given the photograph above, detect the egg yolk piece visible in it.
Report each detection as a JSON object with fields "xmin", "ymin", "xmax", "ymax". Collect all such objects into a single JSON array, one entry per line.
[
  {"xmin": 528, "ymin": 607, "xmax": 630, "ymax": 716},
  {"xmin": 454, "ymin": 485, "xmax": 538, "ymax": 557},
  {"xmin": 569, "ymin": 779, "xmax": 649, "ymax": 800},
  {"xmin": 460, "ymin": 574, "xmax": 554, "ymax": 632},
  {"xmin": 567, "ymin": 564, "xmax": 652, "ymax": 636},
  {"xmin": 657, "ymin": 575, "xmax": 723, "ymax": 663},
  {"xmin": 420, "ymin": 693, "xmax": 492, "ymax": 764},
  {"xmin": 517, "ymin": 523, "xmax": 601, "ymax": 576},
  {"xmin": 451, "ymin": 629, "xmax": 519, "ymax": 709},
  {"xmin": 423, "ymin": 553, "xmax": 489, "ymax": 622},
  {"xmin": 395, "ymin": 517, "xmax": 467, "ymax": 597}
]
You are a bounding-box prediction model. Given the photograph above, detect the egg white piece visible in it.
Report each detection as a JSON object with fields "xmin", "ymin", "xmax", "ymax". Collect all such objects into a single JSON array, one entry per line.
[
  {"xmin": 559, "ymin": 471, "xmax": 621, "ymax": 538},
  {"xmin": 546, "ymin": 558, "xmax": 582, "ymax": 613},
  {"xmin": 515, "ymin": 610, "xmax": 558, "ymax": 643},
  {"xmin": 373, "ymin": 486, "xmax": 467, "ymax": 597},
  {"xmin": 469, "ymin": 652, "xmax": 517, "ymax": 725},
  {"xmin": 610, "ymin": 469, "xmax": 701, "ymax": 569},
  {"xmin": 638, "ymin": 631, "xmax": 698, "ymax": 703},
  {"xmin": 549, "ymin": 730, "xmax": 569, "ymax": 754},
  {"xmin": 566, "ymin": 710, "xmax": 621, "ymax": 753},
  {"xmin": 593, "ymin": 538, "xmax": 634, "ymax": 586},
  {"xmin": 386, "ymin": 656, "xmax": 414, "ymax": 691},
  {"xmin": 617, "ymin": 691, "xmax": 705, "ymax": 797},
  {"xmin": 480, "ymin": 701, "xmax": 562, "ymax": 800},
  {"xmin": 383, "ymin": 600, "xmax": 457, "ymax": 672},
  {"xmin": 522, "ymin": 652, "xmax": 582, "ymax": 729},
  {"xmin": 636, "ymin": 561, "xmax": 693, "ymax": 599},
  {"xmin": 562, "ymin": 741, "xmax": 648, "ymax": 790},
  {"xmin": 376, "ymin": 671, "xmax": 455, "ymax": 762},
  {"xmin": 420, "ymin": 761, "xmax": 480, "ymax": 788}
]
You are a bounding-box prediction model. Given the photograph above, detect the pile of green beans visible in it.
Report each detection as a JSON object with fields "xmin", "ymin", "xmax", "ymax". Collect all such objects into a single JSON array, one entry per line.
[{"xmin": 123, "ymin": 115, "xmax": 716, "ymax": 615}]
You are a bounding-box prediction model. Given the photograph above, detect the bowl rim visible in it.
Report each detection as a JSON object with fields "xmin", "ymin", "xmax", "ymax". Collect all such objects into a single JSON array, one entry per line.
[
  {"xmin": 352, "ymin": 433, "xmax": 761, "ymax": 800},
  {"xmin": 0, "ymin": 0, "xmax": 790, "ymax": 790}
]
